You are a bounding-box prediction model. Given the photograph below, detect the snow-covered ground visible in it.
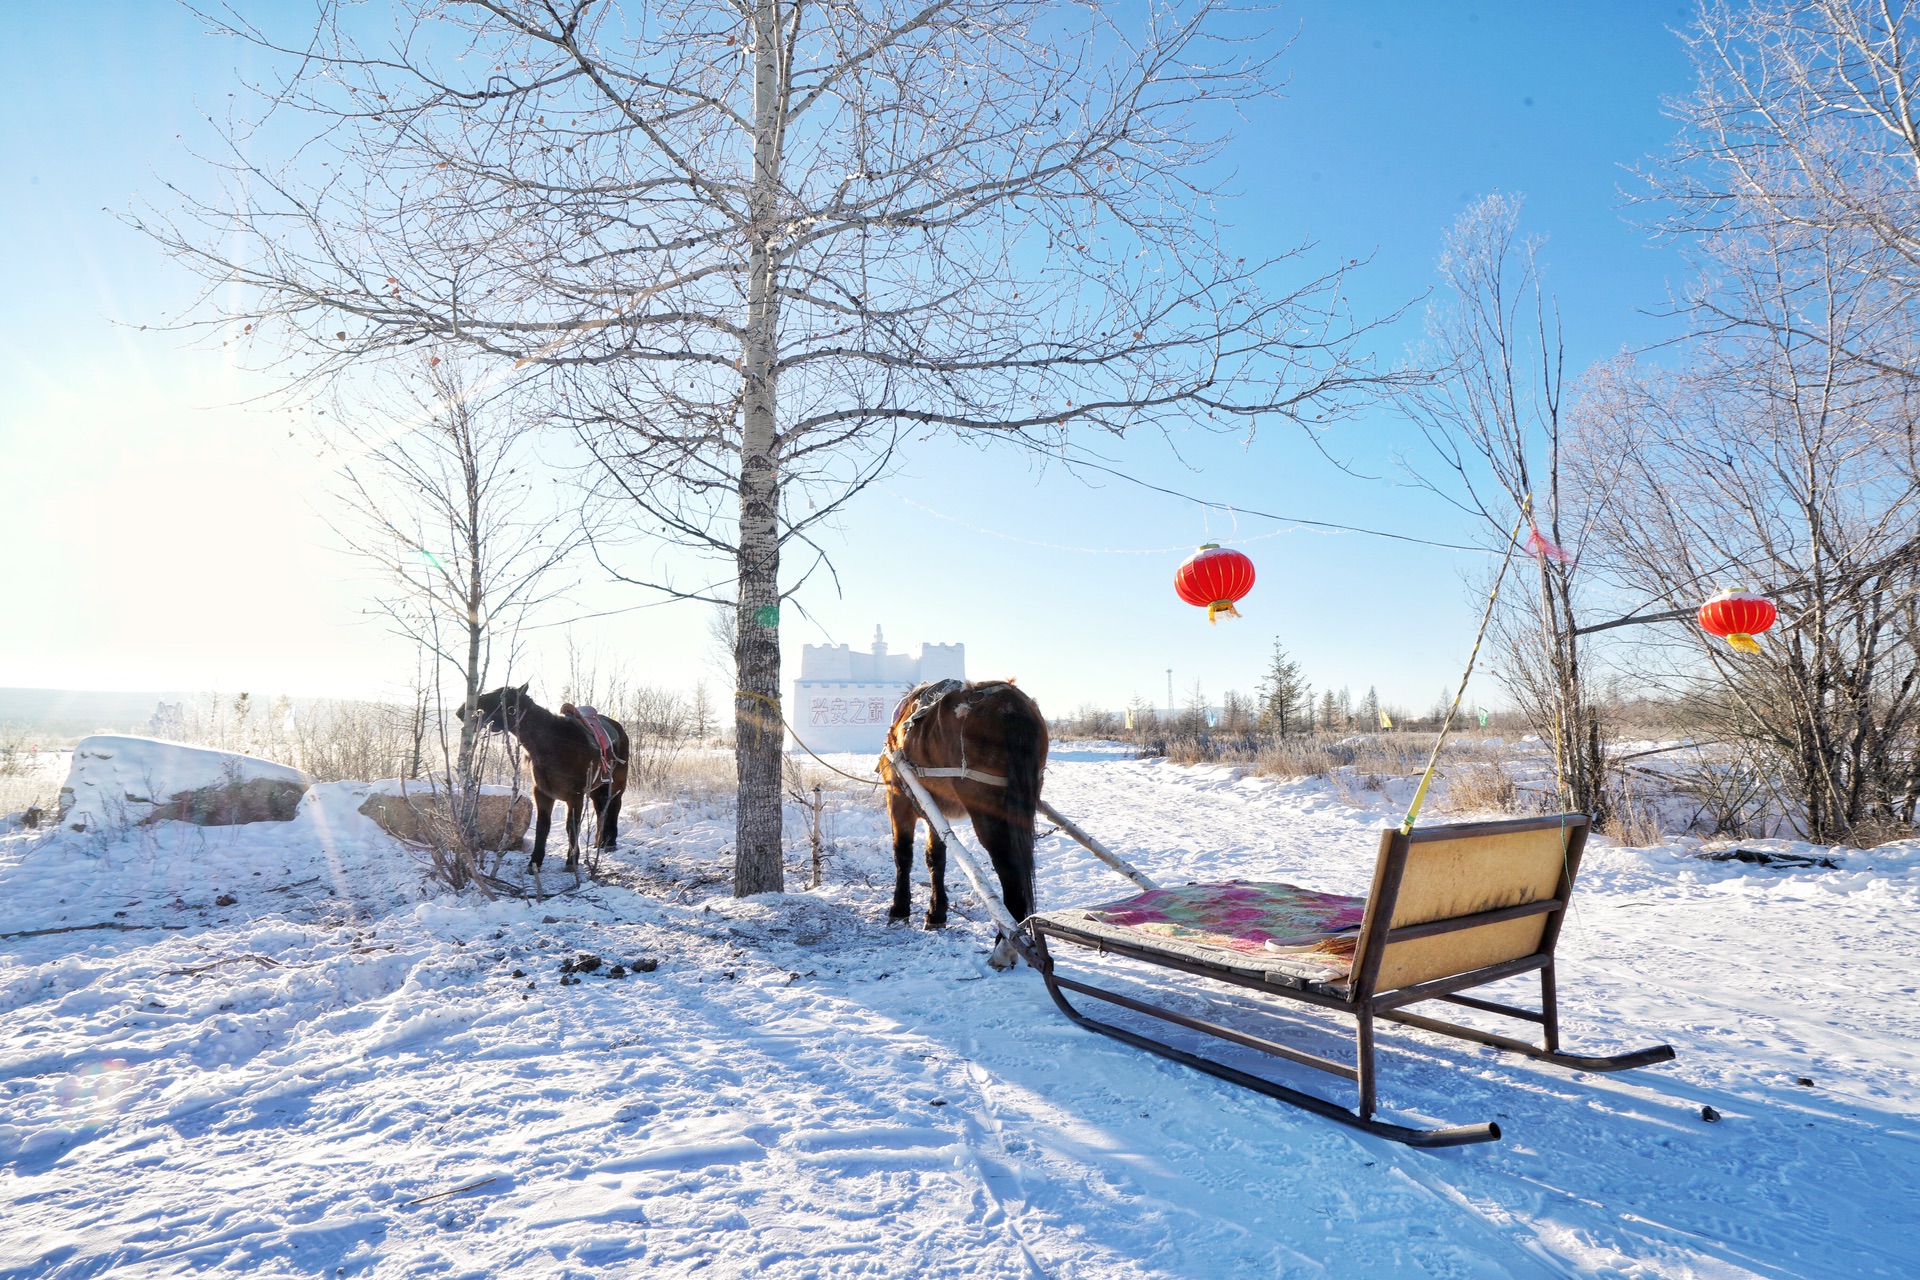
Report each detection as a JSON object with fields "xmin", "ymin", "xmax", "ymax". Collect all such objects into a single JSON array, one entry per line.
[{"xmin": 3, "ymin": 744, "xmax": 1917, "ymax": 1277}]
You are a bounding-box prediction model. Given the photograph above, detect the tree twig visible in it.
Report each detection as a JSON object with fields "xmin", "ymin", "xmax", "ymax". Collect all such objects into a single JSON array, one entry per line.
[
  {"xmin": 0, "ymin": 922, "xmax": 190, "ymax": 942},
  {"xmin": 404, "ymin": 1176, "xmax": 499, "ymax": 1206},
  {"xmin": 166, "ymin": 953, "xmax": 284, "ymax": 976}
]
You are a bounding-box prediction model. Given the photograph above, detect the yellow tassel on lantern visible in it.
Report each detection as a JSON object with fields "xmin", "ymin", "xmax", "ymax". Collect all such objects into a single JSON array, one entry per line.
[
  {"xmin": 1206, "ymin": 600, "xmax": 1241, "ymax": 624},
  {"xmin": 1725, "ymin": 632, "xmax": 1761, "ymax": 654}
]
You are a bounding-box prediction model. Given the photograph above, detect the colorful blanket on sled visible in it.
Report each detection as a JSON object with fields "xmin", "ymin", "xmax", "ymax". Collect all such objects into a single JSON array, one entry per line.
[{"xmin": 1041, "ymin": 880, "xmax": 1367, "ymax": 984}]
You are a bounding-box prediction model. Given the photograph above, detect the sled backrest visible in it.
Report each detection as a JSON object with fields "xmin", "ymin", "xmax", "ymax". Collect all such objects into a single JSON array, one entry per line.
[{"xmin": 1348, "ymin": 815, "xmax": 1589, "ymax": 997}]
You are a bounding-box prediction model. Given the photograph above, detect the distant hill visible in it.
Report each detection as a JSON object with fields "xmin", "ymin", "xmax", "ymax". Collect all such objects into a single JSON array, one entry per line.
[{"xmin": 0, "ymin": 689, "xmax": 193, "ymax": 741}]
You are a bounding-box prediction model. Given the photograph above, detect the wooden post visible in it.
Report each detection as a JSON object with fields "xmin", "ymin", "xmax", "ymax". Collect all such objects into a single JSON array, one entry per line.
[
  {"xmin": 809, "ymin": 784, "xmax": 824, "ymax": 889},
  {"xmin": 1540, "ymin": 959, "xmax": 1560, "ymax": 1054},
  {"xmin": 1356, "ymin": 1006, "xmax": 1378, "ymax": 1121}
]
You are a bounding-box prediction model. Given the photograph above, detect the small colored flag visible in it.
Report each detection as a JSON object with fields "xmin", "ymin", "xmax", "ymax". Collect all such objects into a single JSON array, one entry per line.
[
  {"xmin": 1526, "ymin": 523, "xmax": 1574, "ymax": 563},
  {"xmin": 1475, "ymin": 706, "xmax": 1490, "ymax": 727},
  {"xmin": 1124, "ymin": 707, "xmax": 1135, "ymax": 730},
  {"xmin": 1205, "ymin": 708, "xmax": 1218, "ymax": 728},
  {"xmin": 1378, "ymin": 709, "xmax": 1393, "ymax": 729}
]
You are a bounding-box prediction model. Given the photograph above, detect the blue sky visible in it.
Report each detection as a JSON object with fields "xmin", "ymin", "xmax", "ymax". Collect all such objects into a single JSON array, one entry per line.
[{"xmin": 0, "ymin": 2, "xmax": 1698, "ymax": 712}]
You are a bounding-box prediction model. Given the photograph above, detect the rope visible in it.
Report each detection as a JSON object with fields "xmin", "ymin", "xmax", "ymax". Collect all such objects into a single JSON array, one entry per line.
[
  {"xmin": 733, "ymin": 689, "xmax": 884, "ymax": 788},
  {"xmin": 1400, "ymin": 503, "xmax": 1533, "ymax": 835}
]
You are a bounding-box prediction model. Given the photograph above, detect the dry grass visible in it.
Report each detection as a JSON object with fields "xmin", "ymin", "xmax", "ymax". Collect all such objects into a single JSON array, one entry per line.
[
  {"xmin": 1600, "ymin": 771, "xmax": 1667, "ymax": 846},
  {"xmin": 1253, "ymin": 737, "xmax": 1353, "ymax": 778},
  {"xmin": 290, "ymin": 699, "xmax": 433, "ymax": 782},
  {"xmin": 1440, "ymin": 763, "xmax": 1521, "ymax": 816},
  {"xmin": 1147, "ymin": 728, "xmax": 1552, "ymax": 820},
  {"xmin": 0, "ymin": 727, "xmax": 62, "ymax": 821}
]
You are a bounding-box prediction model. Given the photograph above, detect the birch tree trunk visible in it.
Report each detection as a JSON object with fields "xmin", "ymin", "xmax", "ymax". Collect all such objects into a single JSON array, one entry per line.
[{"xmin": 733, "ymin": 0, "xmax": 788, "ymax": 895}]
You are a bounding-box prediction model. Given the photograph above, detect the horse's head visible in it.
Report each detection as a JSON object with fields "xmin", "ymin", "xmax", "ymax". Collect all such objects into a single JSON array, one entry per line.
[{"xmin": 469, "ymin": 682, "xmax": 531, "ymax": 735}]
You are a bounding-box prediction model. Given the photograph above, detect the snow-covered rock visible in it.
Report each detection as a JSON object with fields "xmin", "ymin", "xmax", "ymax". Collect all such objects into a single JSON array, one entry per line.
[
  {"xmin": 55, "ymin": 735, "xmax": 311, "ymax": 833},
  {"xmin": 358, "ymin": 779, "xmax": 533, "ymax": 850}
]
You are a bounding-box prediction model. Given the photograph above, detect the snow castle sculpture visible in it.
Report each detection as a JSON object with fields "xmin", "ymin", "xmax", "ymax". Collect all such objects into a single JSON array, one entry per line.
[{"xmin": 789, "ymin": 626, "xmax": 965, "ymax": 755}]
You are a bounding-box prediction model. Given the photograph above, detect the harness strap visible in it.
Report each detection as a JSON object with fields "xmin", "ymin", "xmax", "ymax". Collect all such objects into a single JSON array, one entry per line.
[{"xmin": 915, "ymin": 766, "xmax": 1010, "ymax": 787}]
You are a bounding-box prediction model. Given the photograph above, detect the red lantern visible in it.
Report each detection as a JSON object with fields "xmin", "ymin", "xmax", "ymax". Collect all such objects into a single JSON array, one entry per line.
[
  {"xmin": 1697, "ymin": 589, "xmax": 1777, "ymax": 654},
  {"xmin": 1174, "ymin": 544, "xmax": 1255, "ymax": 624}
]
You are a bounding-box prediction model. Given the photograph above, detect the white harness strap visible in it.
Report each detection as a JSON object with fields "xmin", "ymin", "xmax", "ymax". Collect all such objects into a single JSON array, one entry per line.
[
  {"xmin": 915, "ymin": 766, "xmax": 1009, "ymax": 787},
  {"xmin": 887, "ymin": 679, "xmax": 1016, "ymax": 789}
]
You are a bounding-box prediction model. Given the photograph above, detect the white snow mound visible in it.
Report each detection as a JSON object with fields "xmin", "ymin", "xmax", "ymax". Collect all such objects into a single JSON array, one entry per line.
[{"xmin": 56, "ymin": 735, "xmax": 312, "ymax": 833}]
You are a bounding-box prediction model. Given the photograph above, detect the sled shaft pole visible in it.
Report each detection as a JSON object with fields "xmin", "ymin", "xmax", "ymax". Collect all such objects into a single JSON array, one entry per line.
[
  {"xmin": 889, "ymin": 753, "xmax": 1024, "ymax": 938},
  {"xmin": 1037, "ymin": 799, "xmax": 1158, "ymax": 891}
]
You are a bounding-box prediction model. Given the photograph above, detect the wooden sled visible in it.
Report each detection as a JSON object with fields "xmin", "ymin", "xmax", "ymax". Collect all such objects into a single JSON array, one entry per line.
[{"xmin": 1029, "ymin": 814, "xmax": 1675, "ymax": 1147}]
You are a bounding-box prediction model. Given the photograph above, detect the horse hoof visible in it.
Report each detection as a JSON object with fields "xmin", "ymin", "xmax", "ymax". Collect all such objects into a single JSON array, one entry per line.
[
  {"xmin": 923, "ymin": 916, "xmax": 946, "ymax": 931},
  {"xmin": 985, "ymin": 937, "xmax": 1020, "ymax": 971}
]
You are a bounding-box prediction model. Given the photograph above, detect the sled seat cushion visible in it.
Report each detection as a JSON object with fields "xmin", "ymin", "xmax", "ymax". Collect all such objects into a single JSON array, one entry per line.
[{"xmin": 1034, "ymin": 880, "xmax": 1366, "ymax": 985}]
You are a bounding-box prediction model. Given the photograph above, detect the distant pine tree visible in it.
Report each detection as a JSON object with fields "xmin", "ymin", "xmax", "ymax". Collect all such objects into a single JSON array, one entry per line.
[
  {"xmin": 1318, "ymin": 688, "xmax": 1338, "ymax": 733},
  {"xmin": 1257, "ymin": 640, "xmax": 1313, "ymax": 736},
  {"xmin": 1179, "ymin": 679, "xmax": 1210, "ymax": 735},
  {"xmin": 1358, "ymin": 686, "xmax": 1381, "ymax": 730}
]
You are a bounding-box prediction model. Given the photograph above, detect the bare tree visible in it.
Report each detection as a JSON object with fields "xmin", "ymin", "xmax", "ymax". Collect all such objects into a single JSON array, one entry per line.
[
  {"xmin": 1400, "ymin": 194, "xmax": 1607, "ymax": 818},
  {"xmin": 1659, "ymin": 0, "xmax": 1920, "ymax": 379},
  {"xmin": 328, "ymin": 352, "xmax": 579, "ymax": 843},
  {"xmin": 147, "ymin": 0, "xmax": 1385, "ymax": 894},
  {"xmin": 1581, "ymin": 0, "xmax": 1920, "ymax": 840},
  {"xmin": 1570, "ymin": 235, "xmax": 1920, "ymax": 840}
]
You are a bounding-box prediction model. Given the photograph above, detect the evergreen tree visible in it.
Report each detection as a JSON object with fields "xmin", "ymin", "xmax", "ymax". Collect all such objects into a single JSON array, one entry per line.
[
  {"xmin": 1126, "ymin": 695, "xmax": 1158, "ymax": 738},
  {"xmin": 1358, "ymin": 685, "xmax": 1381, "ymax": 729},
  {"xmin": 1257, "ymin": 640, "xmax": 1314, "ymax": 736},
  {"xmin": 1180, "ymin": 679, "xmax": 1210, "ymax": 735},
  {"xmin": 1318, "ymin": 688, "xmax": 1338, "ymax": 733}
]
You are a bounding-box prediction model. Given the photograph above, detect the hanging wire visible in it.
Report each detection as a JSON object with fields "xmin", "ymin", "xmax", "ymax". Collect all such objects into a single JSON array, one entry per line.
[{"xmin": 1001, "ymin": 439, "xmax": 1499, "ymax": 554}]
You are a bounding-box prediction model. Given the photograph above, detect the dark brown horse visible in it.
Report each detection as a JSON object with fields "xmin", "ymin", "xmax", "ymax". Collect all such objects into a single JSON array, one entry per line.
[
  {"xmin": 469, "ymin": 684, "xmax": 629, "ymax": 882},
  {"xmin": 879, "ymin": 680, "xmax": 1048, "ymax": 968}
]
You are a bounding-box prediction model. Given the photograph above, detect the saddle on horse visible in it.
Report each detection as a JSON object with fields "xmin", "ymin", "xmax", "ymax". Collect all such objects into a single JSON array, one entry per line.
[{"xmin": 560, "ymin": 703, "xmax": 619, "ymax": 783}]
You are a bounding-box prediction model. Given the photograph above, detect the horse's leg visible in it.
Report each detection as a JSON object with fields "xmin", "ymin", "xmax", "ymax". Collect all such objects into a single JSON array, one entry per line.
[
  {"xmin": 563, "ymin": 792, "xmax": 585, "ymax": 874},
  {"xmin": 969, "ymin": 810, "xmax": 1035, "ymax": 970},
  {"xmin": 886, "ymin": 786, "xmax": 918, "ymax": 924},
  {"xmin": 530, "ymin": 790, "xmax": 555, "ymax": 874},
  {"xmin": 924, "ymin": 827, "xmax": 949, "ymax": 930},
  {"xmin": 595, "ymin": 781, "xmax": 623, "ymax": 851}
]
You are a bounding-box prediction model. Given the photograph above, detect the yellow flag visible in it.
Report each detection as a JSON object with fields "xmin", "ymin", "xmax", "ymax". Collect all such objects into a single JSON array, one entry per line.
[{"xmin": 1379, "ymin": 709, "xmax": 1393, "ymax": 729}]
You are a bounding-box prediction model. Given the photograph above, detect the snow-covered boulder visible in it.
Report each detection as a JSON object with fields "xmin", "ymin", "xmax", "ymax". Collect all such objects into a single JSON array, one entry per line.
[
  {"xmin": 357, "ymin": 779, "xmax": 532, "ymax": 851},
  {"xmin": 56, "ymin": 736, "xmax": 312, "ymax": 833}
]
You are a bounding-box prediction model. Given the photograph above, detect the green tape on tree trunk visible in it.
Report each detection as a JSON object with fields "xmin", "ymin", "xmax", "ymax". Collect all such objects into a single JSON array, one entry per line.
[{"xmin": 753, "ymin": 605, "xmax": 779, "ymax": 628}]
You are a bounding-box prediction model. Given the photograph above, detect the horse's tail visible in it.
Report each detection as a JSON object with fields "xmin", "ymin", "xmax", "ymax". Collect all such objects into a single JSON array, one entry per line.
[
  {"xmin": 995, "ymin": 689, "xmax": 1049, "ymax": 920},
  {"xmin": 1000, "ymin": 693, "xmax": 1047, "ymax": 835}
]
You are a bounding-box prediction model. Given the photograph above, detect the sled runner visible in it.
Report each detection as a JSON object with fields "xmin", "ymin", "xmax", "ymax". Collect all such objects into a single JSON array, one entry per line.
[{"xmin": 1028, "ymin": 812, "xmax": 1674, "ymax": 1147}]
